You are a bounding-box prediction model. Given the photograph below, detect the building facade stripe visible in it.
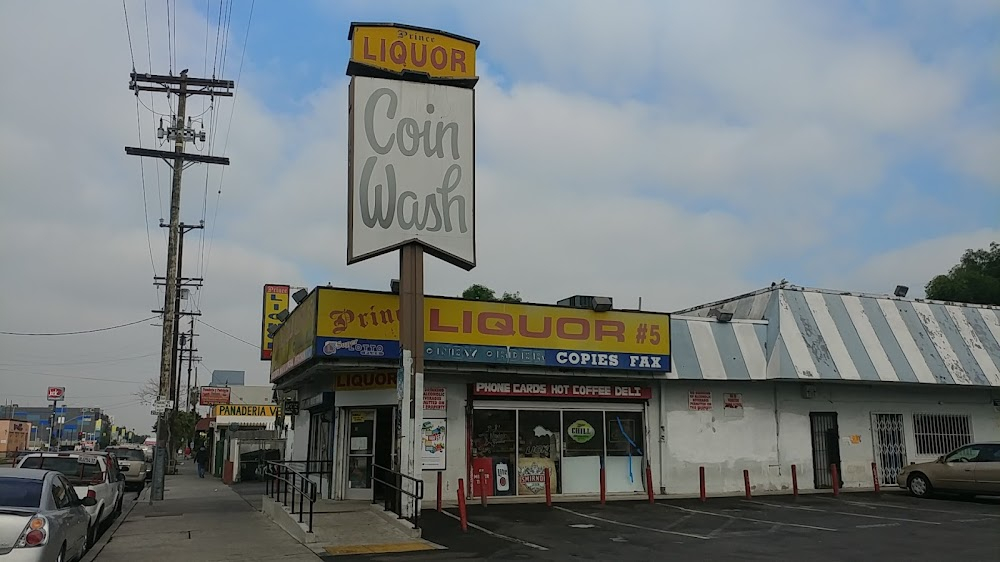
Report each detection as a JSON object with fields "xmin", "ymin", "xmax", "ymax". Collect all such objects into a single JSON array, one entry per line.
[
  {"xmin": 777, "ymin": 291, "xmax": 822, "ymax": 379},
  {"xmin": 877, "ymin": 299, "xmax": 938, "ymax": 384},
  {"xmin": 668, "ymin": 319, "xmax": 702, "ymax": 380},
  {"xmin": 895, "ymin": 301, "xmax": 957, "ymax": 384},
  {"xmin": 784, "ymin": 290, "xmax": 841, "ymax": 379},
  {"xmin": 710, "ymin": 323, "xmax": 751, "ymax": 380},
  {"xmin": 911, "ymin": 301, "xmax": 972, "ymax": 385},
  {"xmin": 941, "ymin": 306, "xmax": 996, "ymax": 386},
  {"xmin": 688, "ymin": 320, "xmax": 729, "ymax": 380},
  {"xmin": 734, "ymin": 322, "xmax": 767, "ymax": 380},
  {"xmin": 841, "ymin": 295, "xmax": 900, "ymax": 382},
  {"xmin": 971, "ymin": 308, "xmax": 1000, "ymax": 385},
  {"xmin": 809, "ymin": 292, "xmax": 866, "ymax": 380}
]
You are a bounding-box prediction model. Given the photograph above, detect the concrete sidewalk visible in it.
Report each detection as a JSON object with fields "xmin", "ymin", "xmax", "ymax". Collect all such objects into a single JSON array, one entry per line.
[{"xmin": 91, "ymin": 462, "xmax": 320, "ymax": 561}]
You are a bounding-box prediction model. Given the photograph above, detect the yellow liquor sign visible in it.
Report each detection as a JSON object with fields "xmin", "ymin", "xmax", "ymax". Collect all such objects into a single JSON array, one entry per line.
[{"xmin": 348, "ymin": 23, "xmax": 478, "ymax": 83}]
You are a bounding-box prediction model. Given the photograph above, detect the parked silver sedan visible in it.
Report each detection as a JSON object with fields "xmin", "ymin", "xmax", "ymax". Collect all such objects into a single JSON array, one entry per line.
[{"xmin": 0, "ymin": 468, "xmax": 95, "ymax": 562}]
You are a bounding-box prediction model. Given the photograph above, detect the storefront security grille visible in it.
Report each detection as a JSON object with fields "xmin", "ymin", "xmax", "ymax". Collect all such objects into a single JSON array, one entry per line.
[
  {"xmin": 871, "ymin": 413, "xmax": 907, "ymax": 485},
  {"xmin": 912, "ymin": 414, "xmax": 972, "ymax": 456}
]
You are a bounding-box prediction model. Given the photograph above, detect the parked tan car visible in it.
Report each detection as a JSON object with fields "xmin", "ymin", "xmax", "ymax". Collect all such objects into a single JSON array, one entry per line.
[{"xmin": 898, "ymin": 442, "xmax": 1000, "ymax": 498}]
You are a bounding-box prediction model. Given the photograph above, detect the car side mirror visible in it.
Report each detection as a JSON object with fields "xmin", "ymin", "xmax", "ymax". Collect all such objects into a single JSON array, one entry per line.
[{"xmin": 81, "ymin": 497, "xmax": 97, "ymax": 507}]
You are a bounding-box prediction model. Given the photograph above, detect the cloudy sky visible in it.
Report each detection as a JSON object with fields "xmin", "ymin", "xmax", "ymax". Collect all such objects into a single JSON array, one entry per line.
[{"xmin": 1, "ymin": 0, "xmax": 997, "ymax": 432}]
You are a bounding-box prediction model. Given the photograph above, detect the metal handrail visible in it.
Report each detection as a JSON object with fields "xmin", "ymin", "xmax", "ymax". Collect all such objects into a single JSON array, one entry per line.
[
  {"xmin": 372, "ymin": 464, "xmax": 424, "ymax": 529},
  {"xmin": 264, "ymin": 460, "xmax": 318, "ymax": 533}
]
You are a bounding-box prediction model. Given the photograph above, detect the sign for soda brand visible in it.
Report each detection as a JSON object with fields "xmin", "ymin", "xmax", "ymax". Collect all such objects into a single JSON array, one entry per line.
[{"xmin": 314, "ymin": 288, "xmax": 671, "ymax": 372}]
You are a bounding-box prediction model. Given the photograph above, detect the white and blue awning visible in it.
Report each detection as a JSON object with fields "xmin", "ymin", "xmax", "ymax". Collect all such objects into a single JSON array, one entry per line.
[{"xmin": 672, "ymin": 285, "xmax": 1000, "ymax": 387}]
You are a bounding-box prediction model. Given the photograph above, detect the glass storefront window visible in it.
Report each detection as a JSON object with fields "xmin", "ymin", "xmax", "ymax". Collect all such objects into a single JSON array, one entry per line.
[
  {"xmin": 517, "ymin": 411, "xmax": 561, "ymax": 495},
  {"xmin": 562, "ymin": 411, "xmax": 604, "ymax": 494},
  {"xmin": 606, "ymin": 411, "xmax": 645, "ymax": 493},
  {"xmin": 471, "ymin": 410, "xmax": 516, "ymax": 496},
  {"xmin": 471, "ymin": 405, "xmax": 645, "ymax": 497}
]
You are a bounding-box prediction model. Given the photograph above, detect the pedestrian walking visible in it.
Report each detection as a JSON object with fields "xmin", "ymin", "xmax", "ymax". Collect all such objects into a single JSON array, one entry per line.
[{"xmin": 195, "ymin": 445, "xmax": 209, "ymax": 478}]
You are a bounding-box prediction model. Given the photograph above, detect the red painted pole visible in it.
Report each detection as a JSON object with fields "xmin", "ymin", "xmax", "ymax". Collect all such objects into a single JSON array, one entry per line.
[
  {"xmin": 436, "ymin": 471, "xmax": 443, "ymax": 512},
  {"xmin": 791, "ymin": 464, "xmax": 799, "ymax": 497},
  {"xmin": 599, "ymin": 466, "xmax": 607, "ymax": 505},
  {"xmin": 699, "ymin": 466, "xmax": 706, "ymax": 502},
  {"xmin": 743, "ymin": 469, "xmax": 752, "ymax": 499},
  {"xmin": 645, "ymin": 464, "xmax": 655, "ymax": 504},
  {"xmin": 830, "ymin": 464, "xmax": 840, "ymax": 496},
  {"xmin": 456, "ymin": 478, "xmax": 468, "ymax": 532},
  {"xmin": 544, "ymin": 467, "xmax": 553, "ymax": 507},
  {"xmin": 871, "ymin": 462, "xmax": 880, "ymax": 493}
]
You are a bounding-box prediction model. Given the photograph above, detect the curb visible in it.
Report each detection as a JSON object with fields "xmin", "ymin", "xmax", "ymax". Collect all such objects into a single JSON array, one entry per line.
[{"xmin": 80, "ymin": 487, "xmax": 146, "ymax": 562}]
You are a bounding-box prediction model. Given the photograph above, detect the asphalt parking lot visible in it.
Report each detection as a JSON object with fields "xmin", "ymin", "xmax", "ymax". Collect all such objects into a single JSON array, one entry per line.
[{"xmin": 327, "ymin": 492, "xmax": 1000, "ymax": 561}]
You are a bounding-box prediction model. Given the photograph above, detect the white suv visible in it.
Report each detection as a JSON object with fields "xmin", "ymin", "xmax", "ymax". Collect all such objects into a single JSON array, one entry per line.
[{"xmin": 16, "ymin": 451, "xmax": 126, "ymax": 548}]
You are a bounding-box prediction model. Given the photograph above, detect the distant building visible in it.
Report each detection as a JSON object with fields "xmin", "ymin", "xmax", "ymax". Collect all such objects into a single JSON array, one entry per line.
[
  {"xmin": 5, "ymin": 406, "xmax": 111, "ymax": 448},
  {"xmin": 211, "ymin": 370, "xmax": 245, "ymax": 386}
]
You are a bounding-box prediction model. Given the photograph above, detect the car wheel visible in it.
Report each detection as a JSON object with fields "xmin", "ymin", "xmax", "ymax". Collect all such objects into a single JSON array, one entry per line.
[{"xmin": 907, "ymin": 473, "xmax": 932, "ymax": 498}]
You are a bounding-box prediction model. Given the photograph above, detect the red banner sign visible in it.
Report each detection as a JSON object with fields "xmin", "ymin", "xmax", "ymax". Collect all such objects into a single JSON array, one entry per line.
[
  {"xmin": 473, "ymin": 382, "xmax": 651, "ymax": 400},
  {"xmin": 199, "ymin": 386, "xmax": 232, "ymax": 406},
  {"xmin": 47, "ymin": 387, "xmax": 65, "ymax": 400}
]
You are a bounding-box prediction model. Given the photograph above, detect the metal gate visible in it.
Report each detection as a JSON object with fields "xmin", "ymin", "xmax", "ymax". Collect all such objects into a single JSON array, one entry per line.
[
  {"xmin": 809, "ymin": 412, "xmax": 841, "ymax": 489},
  {"xmin": 871, "ymin": 413, "xmax": 907, "ymax": 485}
]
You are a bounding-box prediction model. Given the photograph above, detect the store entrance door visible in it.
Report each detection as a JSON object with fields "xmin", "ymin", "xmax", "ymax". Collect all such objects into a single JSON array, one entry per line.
[{"xmin": 344, "ymin": 407, "xmax": 395, "ymax": 501}]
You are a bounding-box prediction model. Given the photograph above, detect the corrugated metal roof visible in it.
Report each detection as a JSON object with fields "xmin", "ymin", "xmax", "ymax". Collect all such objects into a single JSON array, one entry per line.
[
  {"xmin": 671, "ymin": 285, "xmax": 1000, "ymax": 387},
  {"xmin": 669, "ymin": 317, "xmax": 768, "ymax": 380}
]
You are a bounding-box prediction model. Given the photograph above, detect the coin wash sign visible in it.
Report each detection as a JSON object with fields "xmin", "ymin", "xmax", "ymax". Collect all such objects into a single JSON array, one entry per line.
[{"xmin": 347, "ymin": 74, "xmax": 475, "ymax": 268}]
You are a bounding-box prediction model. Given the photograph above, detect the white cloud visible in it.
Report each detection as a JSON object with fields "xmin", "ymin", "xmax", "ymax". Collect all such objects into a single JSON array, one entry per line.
[{"xmin": 0, "ymin": 0, "xmax": 996, "ymax": 431}]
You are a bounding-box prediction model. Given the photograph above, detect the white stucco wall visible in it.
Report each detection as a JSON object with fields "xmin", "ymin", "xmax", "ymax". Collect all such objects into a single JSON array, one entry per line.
[
  {"xmin": 661, "ymin": 380, "xmax": 1000, "ymax": 495},
  {"xmin": 418, "ymin": 376, "xmax": 468, "ymax": 508}
]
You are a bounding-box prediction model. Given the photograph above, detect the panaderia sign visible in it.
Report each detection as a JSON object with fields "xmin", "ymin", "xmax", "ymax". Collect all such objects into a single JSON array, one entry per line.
[
  {"xmin": 213, "ymin": 404, "xmax": 282, "ymax": 417},
  {"xmin": 313, "ymin": 288, "xmax": 671, "ymax": 372}
]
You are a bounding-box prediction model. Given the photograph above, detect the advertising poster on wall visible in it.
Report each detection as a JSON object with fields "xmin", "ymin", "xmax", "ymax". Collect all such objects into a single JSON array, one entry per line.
[
  {"xmin": 421, "ymin": 419, "xmax": 446, "ymax": 470},
  {"xmin": 517, "ymin": 457, "xmax": 556, "ymax": 495},
  {"xmin": 423, "ymin": 387, "xmax": 447, "ymax": 417}
]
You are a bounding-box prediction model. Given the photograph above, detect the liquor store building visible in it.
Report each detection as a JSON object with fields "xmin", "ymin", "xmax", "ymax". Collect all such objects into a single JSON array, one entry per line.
[
  {"xmin": 269, "ymin": 287, "xmax": 671, "ymax": 504},
  {"xmin": 270, "ymin": 284, "xmax": 1000, "ymax": 505}
]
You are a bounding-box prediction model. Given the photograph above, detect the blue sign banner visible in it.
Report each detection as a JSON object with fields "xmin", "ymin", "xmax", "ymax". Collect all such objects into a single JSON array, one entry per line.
[{"xmin": 315, "ymin": 337, "xmax": 670, "ymax": 372}]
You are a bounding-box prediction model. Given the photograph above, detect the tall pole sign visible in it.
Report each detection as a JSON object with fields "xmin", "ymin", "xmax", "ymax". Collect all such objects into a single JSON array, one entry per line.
[{"xmin": 346, "ymin": 22, "xmax": 479, "ymax": 518}]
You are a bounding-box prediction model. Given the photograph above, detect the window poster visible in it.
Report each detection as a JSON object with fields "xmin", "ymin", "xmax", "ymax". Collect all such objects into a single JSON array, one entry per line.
[{"xmin": 421, "ymin": 419, "xmax": 446, "ymax": 470}]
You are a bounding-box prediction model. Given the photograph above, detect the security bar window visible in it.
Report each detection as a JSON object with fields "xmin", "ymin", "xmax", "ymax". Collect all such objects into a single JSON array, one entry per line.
[{"xmin": 912, "ymin": 413, "xmax": 972, "ymax": 456}]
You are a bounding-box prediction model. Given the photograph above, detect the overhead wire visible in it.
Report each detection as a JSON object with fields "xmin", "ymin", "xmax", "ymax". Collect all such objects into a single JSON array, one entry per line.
[
  {"xmin": 196, "ymin": 318, "xmax": 257, "ymax": 348},
  {"xmin": 198, "ymin": 0, "xmax": 255, "ymax": 309},
  {"xmin": 0, "ymin": 352, "xmax": 159, "ymax": 368},
  {"xmin": 0, "ymin": 316, "xmax": 159, "ymax": 336}
]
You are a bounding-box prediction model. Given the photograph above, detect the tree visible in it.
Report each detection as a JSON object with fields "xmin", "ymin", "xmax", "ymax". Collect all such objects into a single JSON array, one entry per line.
[
  {"xmin": 134, "ymin": 377, "xmax": 160, "ymax": 406},
  {"xmin": 461, "ymin": 284, "xmax": 523, "ymax": 303},
  {"xmin": 925, "ymin": 242, "xmax": 1000, "ymax": 305}
]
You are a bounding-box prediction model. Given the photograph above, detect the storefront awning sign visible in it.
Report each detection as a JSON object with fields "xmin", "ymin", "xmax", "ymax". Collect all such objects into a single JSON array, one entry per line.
[
  {"xmin": 473, "ymin": 382, "xmax": 652, "ymax": 400},
  {"xmin": 313, "ymin": 288, "xmax": 671, "ymax": 372}
]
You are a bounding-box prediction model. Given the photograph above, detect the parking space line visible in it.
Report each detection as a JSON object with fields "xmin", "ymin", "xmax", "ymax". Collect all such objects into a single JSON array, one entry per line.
[
  {"xmin": 657, "ymin": 503, "xmax": 837, "ymax": 532},
  {"xmin": 856, "ymin": 523, "xmax": 900, "ymax": 529},
  {"xmin": 743, "ymin": 499, "xmax": 940, "ymax": 525},
  {"xmin": 440, "ymin": 510, "xmax": 549, "ymax": 551},
  {"xmin": 836, "ymin": 499, "xmax": 1000, "ymax": 518},
  {"xmin": 553, "ymin": 506, "xmax": 712, "ymax": 540}
]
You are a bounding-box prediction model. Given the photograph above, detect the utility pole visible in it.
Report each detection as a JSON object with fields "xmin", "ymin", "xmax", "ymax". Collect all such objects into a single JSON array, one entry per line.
[
  {"xmin": 126, "ymin": 70, "xmax": 232, "ymax": 502},
  {"xmin": 183, "ymin": 317, "xmax": 201, "ymax": 411}
]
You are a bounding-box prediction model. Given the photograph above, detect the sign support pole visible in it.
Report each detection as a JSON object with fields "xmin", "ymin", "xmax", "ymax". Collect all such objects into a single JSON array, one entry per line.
[{"xmin": 398, "ymin": 244, "xmax": 425, "ymax": 519}]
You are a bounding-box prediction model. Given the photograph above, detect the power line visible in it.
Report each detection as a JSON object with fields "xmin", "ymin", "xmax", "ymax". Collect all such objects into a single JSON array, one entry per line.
[
  {"xmin": 0, "ymin": 316, "xmax": 159, "ymax": 336},
  {"xmin": 122, "ymin": 0, "xmax": 136, "ymax": 69},
  {"xmin": 0, "ymin": 352, "xmax": 158, "ymax": 368},
  {"xmin": 0, "ymin": 368, "xmax": 149, "ymax": 385},
  {"xmin": 196, "ymin": 318, "xmax": 256, "ymax": 348}
]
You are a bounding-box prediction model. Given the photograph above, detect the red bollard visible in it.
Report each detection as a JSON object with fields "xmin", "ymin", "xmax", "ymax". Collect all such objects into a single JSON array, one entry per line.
[
  {"xmin": 645, "ymin": 464, "xmax": 655, "ymax": 504},
  {"xmin": 743, "ymin": 469, "xmax": 752, "ymax": 499},
  {"xmin": 436, "ymin": 471, "xmax": 443, "ymax": 512},
  {"xmin": 544, "ymin": 468, "xmax": 552, "ymax": 507},
  {"xmin": 699, "ymin": 466, "xmax": 706, "ymax": 502},
  {"xmin": 457, "ymin": 478, "xmax": 468, "ymax": 532},
  {"xmin": 599, "ymin": 466, "xmax": 607, "ymax": 505},
  {"xmin": 830, "ymin": 464, "xmax": 840, "ymax": 496},
  {"xmin": 871, "ymin": 462, "xmax": 880, "ymax": 493},
  {"xmin": 791, "ymin": 464, "xmax": 799, "ymax": 497}
]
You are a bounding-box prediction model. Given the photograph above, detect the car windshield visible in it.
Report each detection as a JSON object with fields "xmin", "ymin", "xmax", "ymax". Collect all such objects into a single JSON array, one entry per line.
[
  {"xmin": 18, "ymin": 456, "xmax": 104, "ymax": 485},
  {"xmin": 108, "ymin": 449, "xmax": 145, "ymax": 461},
  {"xmin": 0, "ymin": 477, "xmax": 43, "ymax": 508}
]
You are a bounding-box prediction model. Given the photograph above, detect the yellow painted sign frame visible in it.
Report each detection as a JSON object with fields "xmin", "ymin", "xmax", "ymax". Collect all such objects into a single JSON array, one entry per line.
[{"xmin": 348, "ymin": 23, "xmax": 478, "ymax": 84}]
